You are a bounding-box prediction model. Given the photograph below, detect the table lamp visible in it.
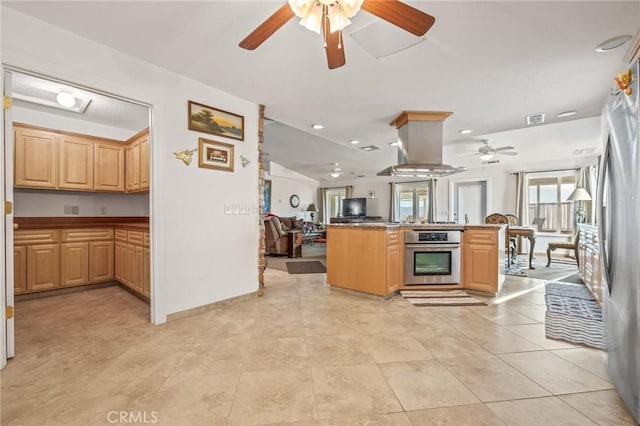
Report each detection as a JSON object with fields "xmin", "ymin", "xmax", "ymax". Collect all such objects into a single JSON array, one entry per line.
[
  {"xmin": 567, "ymin": 187, "xmax": 592, "ymax": 223},
  {"xmin": 306, "ymin": 203, "xmax": 318, "ymax": 222}
]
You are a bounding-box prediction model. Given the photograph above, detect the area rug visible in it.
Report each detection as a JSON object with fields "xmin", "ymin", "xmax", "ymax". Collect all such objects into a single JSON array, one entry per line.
[
  {"xmin": 544, "ymin": 281, "xmax": 603, "ymax": 349},
  {"xmin": 400, "ymin": 289, "xmax": 487, "ymax": 307},
  {"xmin": 505, "ymin": 256, "xmax": 528, "ymax": 277},
  {"xmin": 286, "ymin": 261, "xmax": 326, "ymax": 274}
]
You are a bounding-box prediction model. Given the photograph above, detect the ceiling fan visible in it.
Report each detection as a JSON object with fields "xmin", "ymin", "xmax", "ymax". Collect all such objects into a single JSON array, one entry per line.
[
  {"xmin": 329, "ymin": 162, "xmax": 342, "ymax": 177},
  {"xmin": 473, "ymin": 140, "xmax": 518, "ymax": 161},
  {"xmin": 239, "ymin": 0, "xmax": 436, "ymax": 69}
]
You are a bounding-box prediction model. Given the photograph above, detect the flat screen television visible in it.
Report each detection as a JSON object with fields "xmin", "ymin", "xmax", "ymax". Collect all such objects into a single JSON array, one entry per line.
[{"xmin": 342, "ymin": 198, "xmax": 366, "ymax": 217}]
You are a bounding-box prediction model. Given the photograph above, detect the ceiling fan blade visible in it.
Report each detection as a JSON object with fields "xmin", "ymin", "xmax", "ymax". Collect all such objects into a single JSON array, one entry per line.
[
  {"xmin": 493, "ymin": 146, "xmax": 515, "ymax": 152},
  {"xmin": 361, "ymin": 0, "xmax": 436, "ymax": 37},
  {"xmin": 496, "ymin": 150, "xmax": 518, "ymax": 156},
  {"xmin": 239, "ymin": 3, "xmax": 295, "ymax": 50},
  {"xmin": 323, "ymin": 13, "xmax": 346, "ymax": 69}
]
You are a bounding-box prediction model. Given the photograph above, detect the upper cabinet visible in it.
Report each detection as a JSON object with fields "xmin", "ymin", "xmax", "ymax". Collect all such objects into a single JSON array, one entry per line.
[
  {"xmin": 59, "ymin": 134, "xmax": 94, "ymax": 191},
  {"xmin": 13, "ymin": 123, "xmax": 149, "ymax": 194},
  {"xmin": 14, "ymin": 126, "xmax": 58, "ymax": 189}
]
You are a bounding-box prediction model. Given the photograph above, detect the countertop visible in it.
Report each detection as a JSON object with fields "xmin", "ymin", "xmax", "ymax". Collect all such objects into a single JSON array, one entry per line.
[
  {"xmin": 325, "ymin": 223, "xmax": 503, "ymax": 231},
  {"xmin": 14, "ymin": 216, "xmax": 149, "ymax": 230}
]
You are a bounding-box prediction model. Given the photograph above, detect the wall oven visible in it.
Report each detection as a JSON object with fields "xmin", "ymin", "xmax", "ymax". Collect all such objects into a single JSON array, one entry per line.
[{"xmin": 404, "ymin": 230, "xmax": 461, "ymax": 285}]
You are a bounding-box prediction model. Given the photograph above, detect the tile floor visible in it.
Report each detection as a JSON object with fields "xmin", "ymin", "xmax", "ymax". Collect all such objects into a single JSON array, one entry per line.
[{"xmin": 1, "ymin": 271, "xmax": 636, "ymax": 426}]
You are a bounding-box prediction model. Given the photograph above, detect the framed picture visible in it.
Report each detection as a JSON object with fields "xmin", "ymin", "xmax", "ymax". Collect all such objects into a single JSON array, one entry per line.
[
  {"xmin": 263, "ymin": 179, "xmax": 272, "ymax": 214},
  {"xmin": 188, "ymin": 100, "xmax": 244, "ymax": 141},
  {"xmin": 198, "ymin": 138, "xmax": 234, "ymax": 172}
]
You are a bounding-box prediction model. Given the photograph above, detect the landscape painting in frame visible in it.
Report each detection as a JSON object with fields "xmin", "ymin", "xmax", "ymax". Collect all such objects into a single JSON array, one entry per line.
[
  {"xmin": 198, "ymin": 138, "xmax": 234, "ymax": 172},
  {"xmin": 188, "ymin": 100, "xmax": 244, "ymax": 141}
]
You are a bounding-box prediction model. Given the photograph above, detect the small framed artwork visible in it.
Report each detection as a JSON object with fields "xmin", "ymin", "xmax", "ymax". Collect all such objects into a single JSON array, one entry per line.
[
  {"xmin": 188, "ymin": 100, "xmax": 244, "ymax": 141},
  {"xmin": 198, "ymin": 138, "xmax": 234, "ymax": 172}
]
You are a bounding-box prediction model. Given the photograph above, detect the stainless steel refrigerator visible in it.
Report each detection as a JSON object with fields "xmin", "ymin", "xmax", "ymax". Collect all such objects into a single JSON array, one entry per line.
[{"xmin": 598, "ymin": 58, "xmax": 640, "ymax": 424}]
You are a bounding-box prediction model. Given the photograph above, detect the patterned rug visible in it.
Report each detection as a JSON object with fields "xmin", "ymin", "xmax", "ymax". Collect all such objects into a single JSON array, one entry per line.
[
  {"xmin": 505, "ymin": 256, "xmax": 528, "ymax": 277},
  {"xmin": 544, "ymin": 281, "xmax": 603, "ymax": 349},
  {"xmin": 400, "ymin": 289, "xmax": 487, "ymax": 307}
]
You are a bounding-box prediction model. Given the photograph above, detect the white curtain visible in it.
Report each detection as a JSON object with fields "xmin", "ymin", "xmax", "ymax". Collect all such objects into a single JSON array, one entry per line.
[
  {"xmin": 317, "ymin": 187, "xmax": 327, "ymax": 223},
  {"xmin": 515, "ymin": 171, "xmax": 529, "ymax": 251},
  {"xmin": 388, "ymin": 182, "xmax": 397, "ymax": 222}
]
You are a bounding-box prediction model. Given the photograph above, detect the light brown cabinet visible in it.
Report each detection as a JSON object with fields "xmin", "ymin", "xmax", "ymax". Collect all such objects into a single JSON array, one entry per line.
[
  {"xmin": 60, "ymin": 242, "xmax": 89, "ymax": 287},
  {"xmin": 94, "ymin": 142, "xmax": 125, "ymax": 192},
  {"xmin": 462, "ymin": 228, "xmax": 503, "ymax": 295},
  {"xmin": 13, "ymin": 246, "xmax": 27, "ymax": 295},
  {"xmin": 114, "ymin": 227, "xmax": 149, "ymax": 298},
  {"xmin": 58, "ymin": 135, "xmax": 94, "ymax": 191},
  {"xmin": 327, "ymin": 228, "xmax": 402, "ymax": 296},
  {"xmin": 89, "ymin": 241, "xmax": 115, "ymax": 283},
  {"xmin": 114, "ymin": 240, "xmax": 128, "ymax": 284},
  {"xmin": 15, "ymin": 229, "xmax": 61, "ymax": 293},
  {"xmin": 143, "ymin": 247, "xmax": 151, "ymax": 298},
  {"xmin": 13, "ymin": 124, "xmax": 149, "ymax": 193},
  {"xmin": 14, "ymin": 126, "xmax": 58, "ymax": 189}
]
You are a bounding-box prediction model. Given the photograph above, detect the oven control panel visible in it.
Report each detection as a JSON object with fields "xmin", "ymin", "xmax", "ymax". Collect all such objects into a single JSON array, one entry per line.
[{"xmin": 404, "ymin": 229, "xmax": 461, "ymax": 244}]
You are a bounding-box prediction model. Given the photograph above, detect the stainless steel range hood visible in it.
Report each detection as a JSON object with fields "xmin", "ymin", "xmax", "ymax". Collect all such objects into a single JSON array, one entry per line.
[{"xmin": 377, "ymin": 111, "xmax": 467, "ymax": 177}]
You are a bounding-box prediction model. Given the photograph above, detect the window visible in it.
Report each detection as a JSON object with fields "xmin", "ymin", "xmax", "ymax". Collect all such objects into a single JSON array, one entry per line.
[
  {"xmin": 528, "ymin": 173, "xmax": 576, "ymax": 233},
  {"xmin": 323, "ymin": 187, "xmax": 346, "ymax": 223},
  {"xmin": 395, "ymin": 181, "xmax": 430, "ymax": 222}
]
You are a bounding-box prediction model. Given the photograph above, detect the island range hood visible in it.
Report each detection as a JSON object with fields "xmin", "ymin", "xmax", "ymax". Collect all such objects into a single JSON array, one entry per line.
[{"xmin": 377, "ymin": 111, "xmax": 467, "ymax": 177}]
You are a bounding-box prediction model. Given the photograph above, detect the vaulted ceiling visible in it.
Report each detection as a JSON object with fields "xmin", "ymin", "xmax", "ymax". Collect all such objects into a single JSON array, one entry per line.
[{"xmin": 4, "ymin": 1, "xmax": 639, "ymax": 180}]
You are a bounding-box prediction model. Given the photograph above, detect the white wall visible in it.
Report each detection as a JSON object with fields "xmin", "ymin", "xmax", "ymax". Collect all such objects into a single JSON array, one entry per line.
[
  {"xmin": 266, "ymin": 162, "xmax": 318, "ymax": 220},
  {"xmin": 12, "ymin": 105, "xmax": 143, "ymax": 140},
  {"xmin": 2, "ymin": 8, "xmax": 260, "ymax": 323},
  {"xmin": 14, "ymin": 189, "xmax": 149, "ymax": 217}
]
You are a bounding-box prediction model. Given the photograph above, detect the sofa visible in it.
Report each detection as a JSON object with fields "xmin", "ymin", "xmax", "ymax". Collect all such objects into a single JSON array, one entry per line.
[{"xmin": 263, "ymin": 215, "xmax": 305, "ymax": 255}]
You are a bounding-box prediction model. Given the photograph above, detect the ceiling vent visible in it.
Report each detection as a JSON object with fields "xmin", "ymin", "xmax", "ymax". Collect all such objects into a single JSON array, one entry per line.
[
  {"xmin": 573, "ymin": 147, "xmax": 597, "ymax": 156},
  {"xmin": 526, "ymin": 113, "xmax": 545, "ymax": 126},
  {"xmin": 360, "ymin": 145, "xmax": 381, "ymax": 151}
]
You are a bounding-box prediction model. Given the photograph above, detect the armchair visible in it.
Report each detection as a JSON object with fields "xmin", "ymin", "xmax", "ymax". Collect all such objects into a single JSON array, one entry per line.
[{"xmin": 264, "ymin": 216, "xmax": 289, "ymax": 255}]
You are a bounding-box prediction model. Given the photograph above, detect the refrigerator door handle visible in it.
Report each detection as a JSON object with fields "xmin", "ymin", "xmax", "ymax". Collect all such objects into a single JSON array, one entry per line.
[{"xmin": 596, "ymin": 135, "xmax": 611, "ymax": 290}]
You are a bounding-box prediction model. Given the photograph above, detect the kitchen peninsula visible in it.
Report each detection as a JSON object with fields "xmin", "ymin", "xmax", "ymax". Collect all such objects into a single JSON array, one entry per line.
[{"xmin": 326, "ymin": 223, "xmax": 505, "ymax": 297}]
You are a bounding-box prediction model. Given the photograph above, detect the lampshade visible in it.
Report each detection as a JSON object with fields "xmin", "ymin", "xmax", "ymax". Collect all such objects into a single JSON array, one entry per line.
[
  {"xmin": 288, "ymin": 0, "xmax": 363, "ymax": 34},
  {"xmin": 479, "ymin": 153, "xmax": 494, "ymax": 161},
  {"xmin": 306, "ymin": 203, "xmax": 318, "ymax": 212},
  {"xmin": 566, "ymin": 187, "xmax": 592, "ymax": 202}
]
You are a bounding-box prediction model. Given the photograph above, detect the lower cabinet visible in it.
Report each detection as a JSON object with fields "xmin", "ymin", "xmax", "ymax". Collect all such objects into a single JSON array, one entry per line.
[
  {"xmin": 27, "ymin": 243, "xmax": 60, "ymax": 292},
  {"xmin": 115, "ymin": 228, "xmax": 150, "ymax": 299},
  {"xmin": 61, "ymin": 242, "xmax": 89, "ymax": 287},
  {"xmin": 14, "ymin": 246, "xmax": 27, "ymax": 295},
  {"xmin": 143, "ymin": 247, "xmax": 151, "ymax": 298},
  {"xmin": 114, "ymin": 241, "xmax": 128, "ymax": 284},
  {"xmin": 462, "ymin": 227, "xmax": 503, "ymax": 294},
  {"xmin": 89, "ymin": 241, "xmax": 114, "ymax": 283}
]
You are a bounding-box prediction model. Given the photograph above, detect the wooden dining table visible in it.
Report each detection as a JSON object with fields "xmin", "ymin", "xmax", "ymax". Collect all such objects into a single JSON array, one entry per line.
[{"xmin": 508, "ymin": 226, "xmax": 537, "ymax": 269}]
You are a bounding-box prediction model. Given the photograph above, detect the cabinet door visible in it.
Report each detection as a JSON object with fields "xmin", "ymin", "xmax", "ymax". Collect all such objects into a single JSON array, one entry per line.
[
  {"xmin": 143, "ymin": 247, "xmax": 151, "ymax": 298},
  {"xmin": 27, "ymin": 244, "xmax": 60, "ymax": 292},
  {"xmin": 94, "ymin": 142, "xmax": 125, "ymax": 192},
  {"xmin": 61, "ymin": 242, "xmax": 89, "ymax": 287},
  {"xmin": 14, "ymin": 126, "xmax": 58, "ymax": 188},
  {"xmin": 89, "ymin": 241, "xmax": 114, "ymax": 283},
  {"xmin": 14, "ymin": 246, "xmax": 27, "ymax": 295},
  {"xmin": 115, "ymin": 241, "xmax": 128, "ymax": 284},
  {"xmin": 134, "ymin": 245, "xmax": 144, "ymax": 294},
  {"xmin": 126, "ymin": 243, "xmax": 137, "ymax": 289},
  {"xmin": 140, "ymin": 135, "xmax": 150, "ymax": 190},
  {"xmin": 464, "ymin": 243, "xmax": 497, "ymax": 293},
  {"xmin": 125, "ymin": 141, "xmax": 141, "ymax": 192},
  {"xmin": 59, "ymin": 135, "xmax": 94, "ymax": 190},
  {"xmin": 386, "ymin": 243, "xmax": 402, "ymax": 294}
]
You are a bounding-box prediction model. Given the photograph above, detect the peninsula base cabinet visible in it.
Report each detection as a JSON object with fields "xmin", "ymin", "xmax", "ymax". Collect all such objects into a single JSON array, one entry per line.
[
  {"xmin": 327, "ymin": 228, "xmax": 402, "ymax": 296},
  {"xmin": 115, "ymin": 228, "xmax": 149, "ymax": 299},
  {"xmin": 462, "ymin": 227, "xmax": 505, "ymax": 295}
]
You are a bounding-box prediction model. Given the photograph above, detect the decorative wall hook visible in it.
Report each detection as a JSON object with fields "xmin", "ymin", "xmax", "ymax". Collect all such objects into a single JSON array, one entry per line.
[
  {"xmin": 240, "ymin": 155, "xmax": 251, "ymax": 168},
  {"xmin": 173, "ymin": 148, "xmax": 197, "ymax": 166}
]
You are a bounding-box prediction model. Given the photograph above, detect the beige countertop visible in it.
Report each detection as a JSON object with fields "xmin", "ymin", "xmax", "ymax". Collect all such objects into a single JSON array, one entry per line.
[{"xmin": 326, "ymin": 223, "xmax": 503, "ymax": 231}]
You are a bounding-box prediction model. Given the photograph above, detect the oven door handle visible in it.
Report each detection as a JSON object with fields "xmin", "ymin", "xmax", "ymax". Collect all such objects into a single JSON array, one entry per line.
[{"xmin": 405, "ymin": 244, "xmax": 460, "ymax": 249}]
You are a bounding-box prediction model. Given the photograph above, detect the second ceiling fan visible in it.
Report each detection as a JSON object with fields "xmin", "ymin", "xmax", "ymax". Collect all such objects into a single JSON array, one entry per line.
[{"xmin": 239, "ymin": 0, "xmax": 436, "ymax": 69}]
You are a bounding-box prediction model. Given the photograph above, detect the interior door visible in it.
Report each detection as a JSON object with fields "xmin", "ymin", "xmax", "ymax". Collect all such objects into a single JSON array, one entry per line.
[
  {"xmin": 455, "ymin": 181, "xmax": 487, "ymax": 224},
  {"xmin": 3, "ymin": 69, "xmax": 15, "ymax": 362}
]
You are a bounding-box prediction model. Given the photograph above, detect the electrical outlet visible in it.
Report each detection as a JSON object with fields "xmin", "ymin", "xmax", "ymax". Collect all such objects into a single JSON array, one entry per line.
[
  {"xmin": 100, "ymin": 206, "xmax": 107, "ymax": 215},
  {"xmin": 64, "ymin": 205, "xmax": 72, "ymax": 214},
  {"xmin": 71, "ymin": 206, "xmax": 79, "ymax": 215}
]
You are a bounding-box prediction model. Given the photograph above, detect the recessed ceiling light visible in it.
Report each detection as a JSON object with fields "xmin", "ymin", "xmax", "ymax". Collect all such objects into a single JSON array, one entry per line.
[
  {"xmin": 557, "ymin": 110, "xmax": 577, "ymax": 118},
  {"xmin": 596, "ymin": 35, "xmax": 632, "ymax": 52},
  {"xmin": 349, "ymin": 139, "xmax": 360, "ymax": 144},
  {"xmin": 389, "ymin": 141, "xmax": 400, "ymax": 146},
  {"xmin": 311, "ymin": 124, "xmax": 324, "ymax": 130},
  {"xmin": 459, "ymin": 129, "xmax": 473, "ymax": 135},
  {"xmin": 56, "ymin": 90, "xmax": 76, "ymax": 108}
]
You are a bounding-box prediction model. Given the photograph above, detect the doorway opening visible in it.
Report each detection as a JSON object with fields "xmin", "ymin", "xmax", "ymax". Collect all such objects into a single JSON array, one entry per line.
[{"xmin": 3, "ymin": 66, "xmax": 154, "ymax": 364}]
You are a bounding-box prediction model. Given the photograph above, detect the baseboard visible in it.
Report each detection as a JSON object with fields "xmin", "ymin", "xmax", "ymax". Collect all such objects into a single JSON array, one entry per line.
[
  {"xmin": 15, "ymin": 280, "xmax": 118, "ymax": 301},
  {"xmin": 166, "ymin": 290, "xmax": 258, "ymax": 322}
]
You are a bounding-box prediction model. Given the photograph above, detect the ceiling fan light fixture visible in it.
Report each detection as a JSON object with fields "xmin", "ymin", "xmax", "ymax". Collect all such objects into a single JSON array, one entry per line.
[
  {"xmin": 311, "ymin": 124, "xmax": 324, "ymax": 130},
  {"xmin": 349, "ymin": 139, "xmax": 360, "ymax": 144},
  {"xmin": 290, "ymin": 0, "xmax": 363, "ymax": 34},
  {"xmin": 56, "ymin": 90, "xmax": 76, "ymax": 108},
  {"xmin": 479, "ymin": 153, "xmax": 494, "ymax": 161},
  {"xmin": 459, "ymin": 129, "xmax": 473, "ymax": 135}
]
